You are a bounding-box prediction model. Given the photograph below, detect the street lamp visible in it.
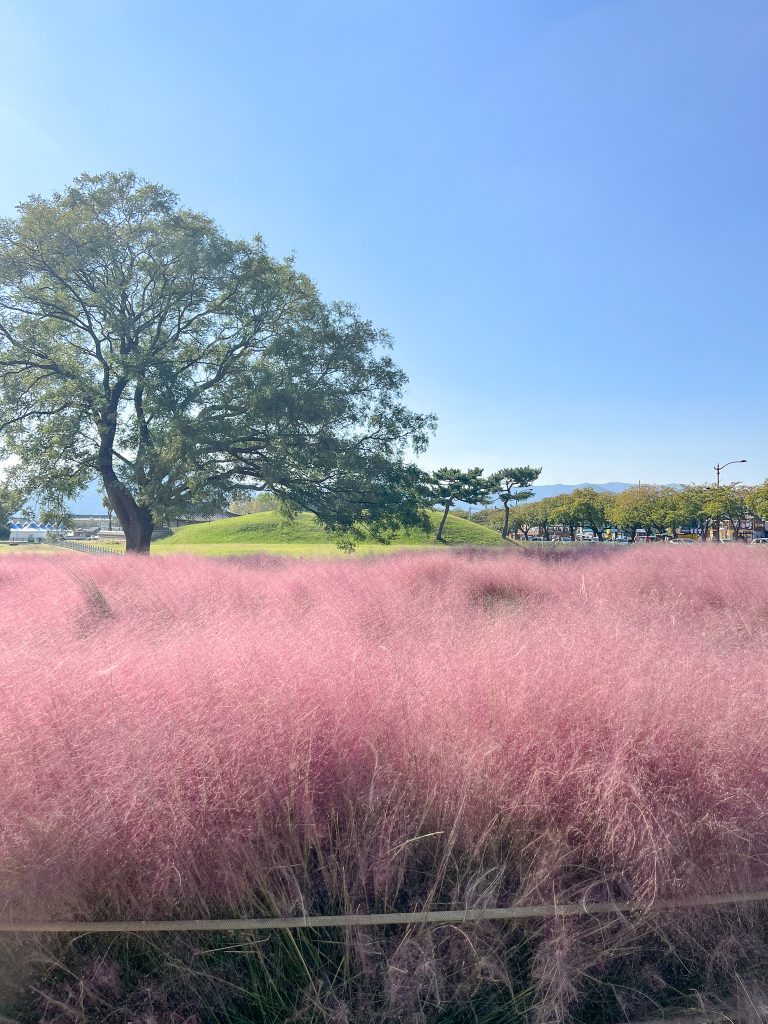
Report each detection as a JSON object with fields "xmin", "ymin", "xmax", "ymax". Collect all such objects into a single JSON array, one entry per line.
[{"xmin": 713, "ymin": 459, "xmax": 747, "ymax": 542}]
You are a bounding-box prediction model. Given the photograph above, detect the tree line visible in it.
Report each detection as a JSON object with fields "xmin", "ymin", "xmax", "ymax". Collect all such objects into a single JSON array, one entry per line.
[
  {"xmin": 453, "ymin": 480, "xmax": 768, "ymax": 542},
  {"xmin": 226, "ymin": 475, "xmax": 768, "ymax": 543},
  {"xmin": 1, "ymin": 173, "xmax": 764, "ymax": 554},
  {"xmin": 422, "ymin": 466, "xmax": 541, "ymax": 540}
]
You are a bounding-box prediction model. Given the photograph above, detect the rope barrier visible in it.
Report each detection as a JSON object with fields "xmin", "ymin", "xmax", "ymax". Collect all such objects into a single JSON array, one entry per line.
[{"xmin": 3, "ymin": 888, "xmax": 768, "ymax": 933}]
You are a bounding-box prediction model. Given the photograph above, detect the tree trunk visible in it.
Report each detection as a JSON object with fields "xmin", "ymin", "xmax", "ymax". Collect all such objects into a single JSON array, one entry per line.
[
  {"xmin": 123, "ymin": 505, "xmax": 154, "ymax": 554},
  {"xmin": 96, "ymin": 388, "xmax": 155, "ymax": 554},
  {"xmin": 102, "ymin": 477, "xmax": 154, "ymax": 554},
  {"xmin": 502, "ymin": 503, "xmax": 510, "ymax": 540},
  {"xmin": 435, "ymin": 504, "xmax": 451, "ymax": 542}
]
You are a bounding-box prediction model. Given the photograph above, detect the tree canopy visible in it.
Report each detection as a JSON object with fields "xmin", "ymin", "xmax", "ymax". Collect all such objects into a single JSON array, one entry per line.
[
  {"xmin": 0, "ymin": 481, "xmax": 24, "ymax": 540},
  {"xmin": 747, "ymin": 481, "xmax": 768, "ymax": 521},
  {"xmin": 423, "ymin": 467, "xmax": 491, "ymax": 541},
  {"xmin": 0, "ymin": 173, "xmax": 434, "ymax": 551},
  {"xmin": 611, "ymin": 484, "xmax": 675, "ymax": 540},
  {"xmin": 567, "ymin": 487, "xmax": 615, "ymax": 540},
  {"xmin": 475, "ymin": 481, "xmax": 768, "ymax": 543},
  {"xmin": 488, "ymin": 465, "xmax": 542, "ymax": 538}
]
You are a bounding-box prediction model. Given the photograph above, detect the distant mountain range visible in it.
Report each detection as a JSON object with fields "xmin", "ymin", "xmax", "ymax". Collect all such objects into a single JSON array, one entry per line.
[
  {"xmin": 457, "ymin": 482, "xmax": 641, "ymax": 512},
  {"xmin": 516, "ymin": 482, "xmax": 636, "ymax": 502},
  {"xmin": 66, "ymin": 480, "xmax": 650, "ymax": 516}
]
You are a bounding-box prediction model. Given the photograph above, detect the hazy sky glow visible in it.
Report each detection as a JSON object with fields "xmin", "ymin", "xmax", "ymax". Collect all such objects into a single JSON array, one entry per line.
[{"xmin": 1, "ymin": 0, "xmax": 766, "ymax": 485}]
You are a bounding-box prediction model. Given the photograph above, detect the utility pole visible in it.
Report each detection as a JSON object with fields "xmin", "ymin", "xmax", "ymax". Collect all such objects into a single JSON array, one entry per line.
[{"xmin": 713, "ymin": 459, "xmax": 747, "ymax": 542}]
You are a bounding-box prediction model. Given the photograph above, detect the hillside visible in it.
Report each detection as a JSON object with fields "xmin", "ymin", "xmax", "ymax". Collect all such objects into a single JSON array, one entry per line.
[{"xmin": 155, "ymin": 510, "xmax": 504, "ymax": 552}]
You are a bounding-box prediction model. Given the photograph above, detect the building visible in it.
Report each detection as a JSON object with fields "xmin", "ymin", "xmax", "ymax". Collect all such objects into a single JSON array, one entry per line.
[{"xmin": 7, "ymin": 522, "xmax": 54, "ymax": 543}]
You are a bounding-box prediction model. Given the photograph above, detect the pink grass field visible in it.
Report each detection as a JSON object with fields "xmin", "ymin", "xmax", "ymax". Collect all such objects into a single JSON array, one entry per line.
[{"xmin": 2, "ymin": 545, "xmax": 768, "ymax": 1021}]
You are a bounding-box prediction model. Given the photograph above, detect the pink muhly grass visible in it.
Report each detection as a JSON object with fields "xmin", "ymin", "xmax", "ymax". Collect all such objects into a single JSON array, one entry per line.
[{"xmin": 1, "ymin": 545, "xmax": 768, "ymax": 1020}]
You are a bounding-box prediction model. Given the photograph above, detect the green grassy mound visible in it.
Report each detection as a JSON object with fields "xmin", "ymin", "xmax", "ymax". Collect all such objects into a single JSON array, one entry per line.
[{"xmin": 155, "ymin": 510, "xmax": 504, "ymax": 552}]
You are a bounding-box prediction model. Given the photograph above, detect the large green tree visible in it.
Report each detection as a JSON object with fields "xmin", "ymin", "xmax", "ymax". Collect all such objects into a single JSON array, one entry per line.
[
  {"xmin": 664, "ymin": 483, "xmax": 744, "ymax": 542},
  {"xmin": 746, "ymin": 481, "xmax": 768, "ymax": 521},
  {"xmin": 0, "ymin": 173, "xmax": 434, "ymax": 552},
  {"xmin": 702, "ymin": 483, "xmax": 746, "ymax": 542},
  {"xmin": 550, "ymin": 492, "xmax": 581, "ymax": 541},
  {"xmin": 0, "ymin": 482, "xmax": 24, "ymax": 540},
  {"xmin": 569, "ymin": 487, "xmax": 615, "ymax": 541},
  {"xmin": 670, "ymin": 485, "xmax": 711, "ymax": 539},
  {"xmin": 505, "ymin": 503, "xmax": 533, "ymax": 540},
  {"xmin": 611, "ymin": 484, "xmax": 675, "ymax": 541},
  {"xmin": 523, "ymin": 496, "xmax": 560, "ymax": 540},
  {"xmin": 489, "ymin": 465, "xmax": 542, "ymax": 539},
  {"xmin": 424, "ymin": 467, "xmax": 491, "ymax": 542}
]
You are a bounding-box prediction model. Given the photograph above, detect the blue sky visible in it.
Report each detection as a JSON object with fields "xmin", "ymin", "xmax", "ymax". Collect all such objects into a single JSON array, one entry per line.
[{"xmin": 1, "ymin": 0, "xmax": 766, "ymax": 486}]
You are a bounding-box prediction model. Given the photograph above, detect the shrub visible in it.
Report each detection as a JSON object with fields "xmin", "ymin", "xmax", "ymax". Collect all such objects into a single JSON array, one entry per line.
[{"xmin": 1, "ymin": 546, "xmax": 768, "ymax": 1021}]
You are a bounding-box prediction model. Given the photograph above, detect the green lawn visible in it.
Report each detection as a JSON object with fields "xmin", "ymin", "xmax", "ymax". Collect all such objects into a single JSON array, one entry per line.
[
  {"xmin": 0, "ymin": 542, "xmax": 67, "ymax": 555},
  {"xmin": 1, "ymin": 514, "xmax": 506, "ymax": 559},
  {"xmin": 154, "ymin": 510, "xmax": 504, "ymax": 556}
]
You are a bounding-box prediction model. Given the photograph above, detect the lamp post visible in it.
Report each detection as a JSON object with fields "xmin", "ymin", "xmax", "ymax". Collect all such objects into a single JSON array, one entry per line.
[{"xmin": 713, "ymin": 459, "xmax": 747, "ymax": 542}]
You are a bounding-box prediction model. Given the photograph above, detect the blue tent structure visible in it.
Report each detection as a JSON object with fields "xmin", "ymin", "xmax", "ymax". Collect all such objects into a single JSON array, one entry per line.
[{"xmin": 5, "ymin": 522, "xmax": 52, "ymax": 543}]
